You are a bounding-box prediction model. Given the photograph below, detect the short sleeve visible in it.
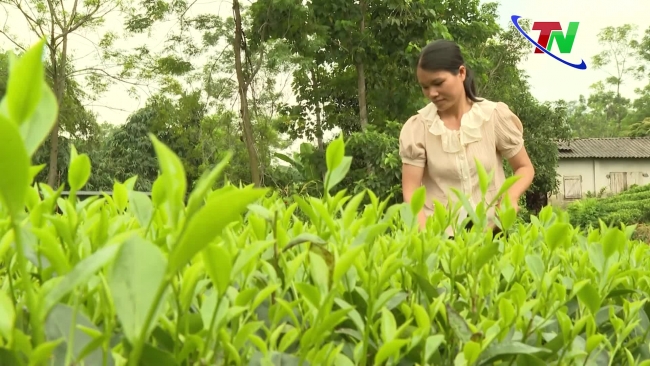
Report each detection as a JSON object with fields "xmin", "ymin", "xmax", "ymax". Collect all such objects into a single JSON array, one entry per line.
[
  {"xmin": 494, "ymin": 102, "xmax": 524, "ymax": 159},
  {"xmin": 399, "ymin": 115, "xmax": 427, "ymax": 167}
]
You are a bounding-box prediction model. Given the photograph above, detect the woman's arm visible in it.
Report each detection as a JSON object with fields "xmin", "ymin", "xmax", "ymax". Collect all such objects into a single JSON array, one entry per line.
[
  {"xmin": 402, "ymin": 164, "xmax": 427, "ymax": 229},
  {"xmin": 504, "ymin": 147, "xmax": 535, "ymax": 210},
  {"xmin": 493, "ymin": 102, "xmax": 535, "ymax": 211}
]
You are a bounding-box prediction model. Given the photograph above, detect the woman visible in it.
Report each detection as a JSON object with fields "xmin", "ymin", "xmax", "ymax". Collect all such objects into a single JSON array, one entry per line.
[{"xmin": 399, "ymin": 39, "xmax": 535, "ymax": 236}]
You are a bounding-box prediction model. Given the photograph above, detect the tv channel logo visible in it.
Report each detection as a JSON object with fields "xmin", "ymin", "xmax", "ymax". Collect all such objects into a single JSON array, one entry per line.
[{"xmin": 511, "ymin": 15, "xmax": 587, "ymax": 70}]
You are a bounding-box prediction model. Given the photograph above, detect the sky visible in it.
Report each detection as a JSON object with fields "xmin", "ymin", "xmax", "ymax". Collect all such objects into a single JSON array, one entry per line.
[
  {"xmin": 494, "ymin": 0, "xmax": 650, "ymax": 103},
  {"xmin": 0, "ymin": 0, "xmax": 649, "ymax": 131}
]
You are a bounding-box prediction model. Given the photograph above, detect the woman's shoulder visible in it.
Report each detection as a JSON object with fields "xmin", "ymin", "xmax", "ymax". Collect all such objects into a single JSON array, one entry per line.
[
  {"xmin": 401, "ymin": 112, "xmax": 427, "ymax": 131},
  {"xmin": 474, "ymin": 99, "xmax": 519, "ymax": 122}
]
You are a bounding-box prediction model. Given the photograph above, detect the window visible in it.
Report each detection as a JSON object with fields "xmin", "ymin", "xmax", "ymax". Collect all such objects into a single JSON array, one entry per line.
[{"xmin": 563, "ymin": 176, "xmax": 582, "ymax": 199}]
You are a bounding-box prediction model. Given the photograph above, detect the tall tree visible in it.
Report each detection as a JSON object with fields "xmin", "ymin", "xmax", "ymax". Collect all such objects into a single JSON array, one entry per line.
[
  {"xmin": 0, "ymin": 0, "xmax": 143, "ymax": 187},
  {"xmin": 251, "ymin": 0, "xmax": 501, "ymax": 139},
  {"xmin": 233, "ymin": 0, "xmax": 263, "ymax": 186},
  {"xmin": 591, "ymin": 24, "xmax": 641, "ymax": 130}
]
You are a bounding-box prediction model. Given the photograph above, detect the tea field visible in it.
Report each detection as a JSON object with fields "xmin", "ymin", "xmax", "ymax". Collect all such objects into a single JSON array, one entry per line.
[
  {"xmin": 3, "ymin": 41, "xmax": 650, "ymax": 366},
  {"xmin": 568, "ymin": 184, "xmax": 650, "ymax": 232}
]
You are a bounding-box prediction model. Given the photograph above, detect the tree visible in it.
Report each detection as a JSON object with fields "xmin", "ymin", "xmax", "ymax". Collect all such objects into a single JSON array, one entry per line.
[
  {"xmin": 0, "ymin": 49, "xmax": 103, "ymax": 185},
  {"xmin": 0, "ymin": 0, "xmax": 143, "ymax": 187},
  {"xmin": 562, "ymin": 95, "xmax": 615, "ymax": 138},
  {"xmin": 251, "ymin": 0, "xmax": 501, "ymax": 140},
  {"xmin": 628, "ymin": 118, "xmax": 650, "ymax": 137},
  {"xmin": 233, "ymin": 0, "xmax": 262, "ymax": 186},
  {"xmin": 590, "ymin": 24, "xmax": 642, "ymax": 130}
]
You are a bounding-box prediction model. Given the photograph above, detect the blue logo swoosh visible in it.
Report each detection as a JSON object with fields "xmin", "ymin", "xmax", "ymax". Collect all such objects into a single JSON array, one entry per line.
[{"xmin": 510, "ymin": 15, "xmax": 587, "ymax": 70}]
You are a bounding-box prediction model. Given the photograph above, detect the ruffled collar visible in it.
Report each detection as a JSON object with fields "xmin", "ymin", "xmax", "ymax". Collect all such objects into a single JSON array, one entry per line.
[{"xmin": 417, "ymin": 100, "xmax": 496, "ymax": 153}]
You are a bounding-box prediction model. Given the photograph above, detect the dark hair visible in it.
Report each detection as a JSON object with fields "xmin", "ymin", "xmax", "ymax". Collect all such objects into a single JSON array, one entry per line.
[{"xmin": 417, "ymin": 39, "xmax": 481, "ymax": 102}]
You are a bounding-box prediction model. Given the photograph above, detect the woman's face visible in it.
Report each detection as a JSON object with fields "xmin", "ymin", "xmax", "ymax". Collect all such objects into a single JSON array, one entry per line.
[{"xmin": 416, "ymin": 66, "xmax": 466, "ymax": 111}]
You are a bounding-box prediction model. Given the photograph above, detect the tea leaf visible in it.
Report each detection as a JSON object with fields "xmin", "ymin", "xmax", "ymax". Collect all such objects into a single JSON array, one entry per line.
[
  {"xmin": 5, "ymin": 39, "xmax": 45, "ymax": 125},
  {"xmin": 286, "ymin": 233, "xmax": 327, "ymax": 247},
  {"xmin": 498, "ymin": 297, "xmax": 515, "ymax": 326},
  {"xmin": 295, "ymin": 283, "xmax": 321, "ymax": 308},
  {"xmin": 138, "ymin": 343, "xmax": 178, "ymax": 366},
  {"xmin": 113, "ymin": 181, "xmax": 128, "ymax": 212},
  {"xmin": 525, "ymin": 254, "xmax": 544, "ymax": 280},
  {"xmin": 333, "ymin": 244, "xmax": 365, "ymax": 284},
  {"xmin": 0, "ymin": 114, "xmax": 30, "ymax": 214},
  {"xmin": 129, "ymin": 191, "xmax": 154, "ymax": 228},
  {"xmin": 425, "ymin": 335, "xmax": 445, "ymax": 361},
  {"xmin": 498, "ymin": 206, "xmax": 517, "ymax": 231},
  {"xmin": 109, "ymin": 236, "xmax": 168, "ymax": 344},
  {"xmin": 202, "ymin": 244, "xmax": 232, "ymax": 296},
  {"xmin": 478, "ymin": 342, "xmax": 551, "ymax": 364},
  {"xmin": 44, "ymin": 304, "xmax": 106, "ymax": 365},
  {"xmin": 586, "ymin": 333, "xmax": 605, "ymax": 353},
  {"xmin": 381, "ymin": 308, "xmax": 397, "ymax": 342},
  {"xmin": 232, "ymin": 240, "xmax": 273, "ymax": 275},
  {"xmin": 0, "ymin": 349, "xmax": 21, "ymax": 365},
  {"xmin": 450, "ymin": 188, "xmax": 480, "ymax": 225},
  {"xmin": 326, "ymin": 156, "xmax": 352, "ymax": 192},
  {"xmin": 410, "ymin": 186, "xmax": 426, "ymax": 216},
  {"xmin": 475, "ymin": 241, "xmax": 499, "ymax": 270},
  {"xmin": 374, "ymin": 339, "xmax": 408, "ymax": 365},
  {"xmin": 308, "ymin": 251, "xmax": 330, "ymax": 292},
  {"xmin": 185, "ymin": 151, "xmax": 232, "ymax": 218},
  {"xmin": 489, "ymin": 175, "xmax": 520, "ymax": 207},
  {"xmin": 0, "ymin": 290, "xmax": 15, "ymax": 341},
  {"xmin": 602, "ymin": 228, "xmax": 625, "ymax": 259},
  {"xmin": 577, "ymin": 283, "xmax": 601, "ymax": 315},
  {"xmin": 18, "ymin": 85, "xmax": 58, "ymax": 157},
  {"xmin": 408, "ymin": 269, "xmax": 440, "ymax": 300},
  {"xmin": 515, "ymin": 354, "xmax": 548, "ymax": 366},
  {"xmin": 545, "ymin": 222, "xmax": 571, "ymax": 251},
  {"xmin": 475, "ymin": 158, "xmax": 491, "ymax": 197},
  {"xmin": 446, "ymin": 305, "xmax": 472, "ymax": 342},
  {"xmin": 68, "ymin": 151, "xmax": 91, "ymax": 192},
  {"xmin": 42, "ymin": 244, "xmax": 121, "ymax": 318},
  {"xmin": 463, "ymin": 341, "xmax": 481, "ymax": 365},
  {"xmin": 325, "ymin": 135, "xmax": 344, "ymax": 171},
  {"xmin": 149, "ymin": 134, "xmax": 187, "ymax": 220},
  {"xmin": 29, "ymin": 164, "xmax": 46, "ymax": 181},
  {"xmin": 28, "ymin": 339, "xmax": 64, "ymax": 366},
  {"xmin": 167, "ymin": 186, "xmax": 267, "ymax": 274}
]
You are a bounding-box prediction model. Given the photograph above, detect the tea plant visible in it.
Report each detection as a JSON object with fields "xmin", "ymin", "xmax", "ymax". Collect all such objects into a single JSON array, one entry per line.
[
  {"xmin": 568, "ymin": 183, "xmax": 650, "ymax": 229},
  {"xmin": 2, "ymin": 40, "xmax": 650, "ymax": 366}
]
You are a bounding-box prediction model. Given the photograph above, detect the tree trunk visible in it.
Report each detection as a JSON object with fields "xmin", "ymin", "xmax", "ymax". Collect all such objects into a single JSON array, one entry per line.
[
  {"xmin": 47, "ymin": 37, "xmax": 68, "ymax": 188},
  {"xmin": 310, "ymin": 68, "xmax": 324, "ymax": 151},
  {"xmin": 233, "ymin": 0, "xmax": 261, "ymax": 187},
  {"xmin": 356, "ymin": 0, "xmax": 368, "ymax": 131}
]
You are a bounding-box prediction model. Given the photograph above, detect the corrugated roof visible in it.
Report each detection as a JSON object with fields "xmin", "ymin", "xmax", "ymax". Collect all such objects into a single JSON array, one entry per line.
[{"xmin": 557, "ymin": 137, "xmax": 650, "ymax": 159}]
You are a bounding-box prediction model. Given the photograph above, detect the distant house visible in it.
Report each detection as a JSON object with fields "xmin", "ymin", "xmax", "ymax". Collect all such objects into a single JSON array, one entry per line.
[{"xmin": 552, "ymin": 137, "xmax": 650, "ymax": 201}]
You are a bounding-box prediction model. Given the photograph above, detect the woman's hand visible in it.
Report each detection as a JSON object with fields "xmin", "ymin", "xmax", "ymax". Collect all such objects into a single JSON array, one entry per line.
[{"xmin": 503, "ymin": 192, "xmax": 520, "ymax": 213}]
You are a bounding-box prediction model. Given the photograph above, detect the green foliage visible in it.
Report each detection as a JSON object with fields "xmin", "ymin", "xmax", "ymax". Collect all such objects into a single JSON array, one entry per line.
[
  {"xmin": 567, "ymin": 184, "xmax": 650, "ymax": 229},
  {"xmin": 559, "ymin": 23, "xmax": 650, "ymax": 138},
  {"xmin": 343, "ymin": 125, "xmax": 402, "ymax": 201},
  {"xmin": 3, "ymin": 43, "xmax": 650, "ymax": 366}
]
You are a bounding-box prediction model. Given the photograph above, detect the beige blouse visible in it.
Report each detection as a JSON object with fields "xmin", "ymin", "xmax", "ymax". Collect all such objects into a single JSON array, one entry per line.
[{"xmin": 399, "ymin": 99, "xmax": 524, "ymax": 233}]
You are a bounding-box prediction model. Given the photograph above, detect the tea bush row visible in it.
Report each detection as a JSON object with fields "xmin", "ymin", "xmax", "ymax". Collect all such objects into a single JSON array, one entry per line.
[
  {"xmin": 567, "ymin": 184, "xmax": 650, "ymax": 229},
  {"xmin": 2, "ymin": 40, "xmax": 650, "ymax": 366}
]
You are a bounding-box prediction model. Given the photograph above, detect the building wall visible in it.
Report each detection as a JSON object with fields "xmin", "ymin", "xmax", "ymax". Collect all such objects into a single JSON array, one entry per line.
[{"xmin": 552, "ymin": 158, "xmax": 650, "ymax": 202}]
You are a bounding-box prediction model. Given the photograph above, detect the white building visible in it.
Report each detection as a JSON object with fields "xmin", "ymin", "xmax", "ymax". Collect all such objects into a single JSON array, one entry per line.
[{"xmin": 552, "ymin": 137, "xmax": 650, "ymax": 202}]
